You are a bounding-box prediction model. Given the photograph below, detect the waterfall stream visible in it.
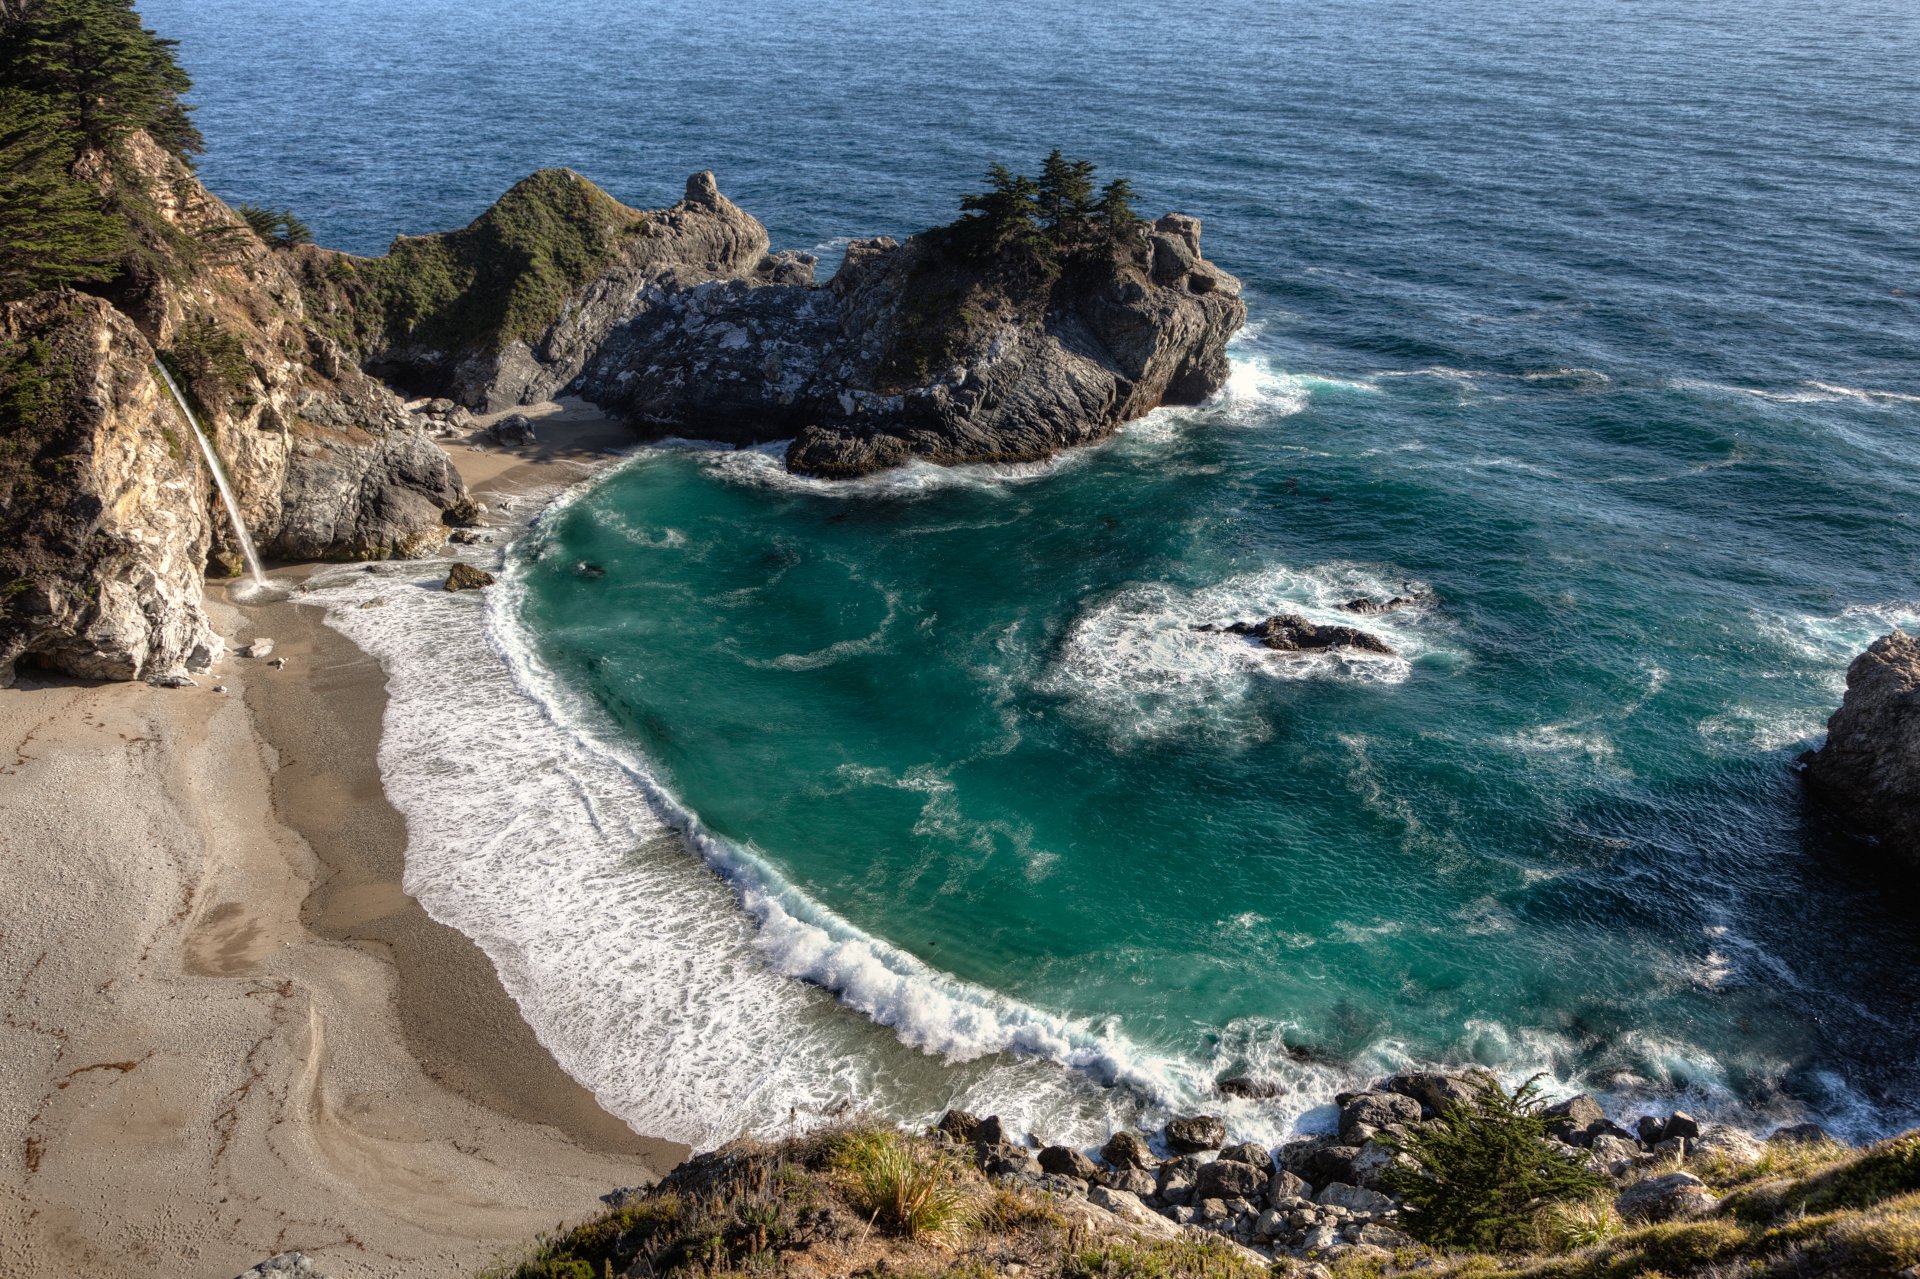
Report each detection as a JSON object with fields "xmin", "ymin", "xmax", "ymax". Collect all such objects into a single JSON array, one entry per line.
[{"xmin": 154, "ymin": 360, "xmax": 268, "ymax": 592}]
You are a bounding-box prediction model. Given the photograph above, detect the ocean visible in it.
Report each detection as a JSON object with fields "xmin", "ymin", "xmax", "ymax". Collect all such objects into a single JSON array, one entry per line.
[{"xmin": 147, "ymin": 0, "xmax": 1920, "ymax": 1148}]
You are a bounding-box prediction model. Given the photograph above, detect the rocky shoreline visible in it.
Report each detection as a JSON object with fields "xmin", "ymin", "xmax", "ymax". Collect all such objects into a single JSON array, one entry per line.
[{"xmin": 935, "ymin": 1072, "xmax": 1840, "ymax": 1272}]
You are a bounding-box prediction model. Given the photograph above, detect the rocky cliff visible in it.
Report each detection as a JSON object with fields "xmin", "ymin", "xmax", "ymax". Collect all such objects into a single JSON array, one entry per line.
[
  {"xmin": 301, "ymin": 169, "xmax": 775, "ymax": 413},
  {"xmin": 1, "ymin": 127, "xmax": 469, "ymax": 684},
  {"xmin": 577, "ymin": 199, "xmax": 1246, "ymax": 476},
  {"xmin": 0, "ymin": 292, "xmax": 221, "ymax": 683},
  {"xmin": 1802, "ymin": 630, "xmax": 1920, "ymax": 866}
]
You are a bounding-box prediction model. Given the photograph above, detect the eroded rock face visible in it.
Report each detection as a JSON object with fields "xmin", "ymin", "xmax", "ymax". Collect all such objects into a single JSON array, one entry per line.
[
  {"xmin": 0, "ymin": 293, "xmax": 221, "ymax": 684},
  {"xmin": 1803, "ymin": 631, "xmax": 1920, "ymax": 865},
  {"xmin": 579, "ymin": 203, "xmax": 1245, "ymax": 477}
]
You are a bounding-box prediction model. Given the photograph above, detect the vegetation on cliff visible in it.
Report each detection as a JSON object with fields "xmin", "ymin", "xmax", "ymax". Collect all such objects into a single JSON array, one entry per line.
[
  {"xmin": 307, "ymin": 168, "xmax": 651, "ymax": 357},
  {"xmin": 486, "ymin": 1120, "xmax": 1920, "ymax": 1279},
  {"xmin": 0, "ymin": 0, "xmax": 207, "ymax": 299}
]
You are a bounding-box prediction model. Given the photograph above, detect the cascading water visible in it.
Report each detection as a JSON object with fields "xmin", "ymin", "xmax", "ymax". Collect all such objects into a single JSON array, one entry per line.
[{"xmin": 154, "ymin": 360, "xmax": 268, "ymax": 593}]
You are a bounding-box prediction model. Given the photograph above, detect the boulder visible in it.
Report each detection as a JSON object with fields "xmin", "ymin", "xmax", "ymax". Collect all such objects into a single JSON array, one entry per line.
[
  {"xmin": 1347, "ymin": 1139, "xmax": 1407, "ymax": 1190},
  {"xmin": 1101, "ymin": 1130, "xmax": 1157, "ymax": 1170},
  {"xmin": 1217, "ymin": 1141, "xmax": 1275, "ymax": 1173},
  {"xmin": 233, "ymin": 1254, "xmax": 326, "ymax": 1279},
  {"xmin": 1339, "ymin": 1091, "xmax": 1423, "ymax": 1145},
  {"xmin": 1315, "ymin": 1182, "xmax": 1395, "ymax": 1216},
  {"xmin": 1664, "ymin": 1111, "xmax": 1702, "ymax": 1143},
  {"xmin": 1039, "ymin": 1145, "xmax": 1101, "ymax": 1181},
  {"xmin": 935, "ymin": 1110, "xmax": 980, "ymax": 1144},
  {"xmin": 1266, "ymin": 1168, "xmax": 1311, "ymax": 1205},
  {"xmin": 1384, "ymin": 1070, "xmax": 1495, "ymax": 1115},
  {"xmin": 1544, "ymin": 1094, "xmax": 1609, "ymax": 1146},
  {"xmin": 1306, "ymin": 1145, "xmax": 1364, "ymax": 1189},
  {"xmin": 1692, "ymin": 1124, "xmax": 1766, "ymax": 1169},
  {"xmin": 445, "ymin": 563, "xmax": 496, "ymax": 591},
  {"xmin": 1105, "ymin": 1167, "xmax": 1157, "ymax": 1197},
  {"xmin": 239, "ymin": 637, "xmax": 275, "ymax": 659},
  {"xmin": 1588, "ymin": 1133, "xmax": 1645, "ymax": 1175},
  {"xmin": 1352, "ymin": 1223, "xmax": 1415, "ymax": 1250},
  {"xmin": 1801, "ymin": 631, "xmax": 1920, "ymax": 865},
  {"xmin": 490, "ymin": 413, "xmax": 538, "ymax": 445},
  {"xmin": 1164, "ymin": 1115, "xmax": 1227, "ymax": 1153},
  {"xmin": 1218, "ymin": 1076, "xmax": 1285, "ymax": 1100},
  {"xmin": 1615, "ymin": 1172, "xmax": 1721, "ymax": 1223},
  {"xmin": 1637, "ymin": 1115, "xmax": 1668, "ymax": 1146},
  {"xmin": 1155, "ymin": 1161, "xmax": 1197, "ymax": 1205},
  {"xmin": 1769, "ymin": 1123, "xmax": 1837, "ymax": 1147},
  {"xmin": 1340, "ymin": 596, "xmax": 1416, "ymax": 616},
  {"xmin": 1089, "ymin": 1185, "xmax": 1170, "ymax": 1231},
  {"xmin": 1194, "ymin": 1157, "xmax": 1267, "ymax": 1202},
  {"xmin": 1195, "ymin": 614, "xmax": 1395, "ymax": 657},
  {"xmin": 976, "ymin": 1115, "xmax": 1011, "ymax": 1147}
]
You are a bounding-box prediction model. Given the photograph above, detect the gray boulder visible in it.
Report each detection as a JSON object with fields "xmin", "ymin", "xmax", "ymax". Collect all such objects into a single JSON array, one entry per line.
[
  {"xmin": 1266, "ymin": 1168, "xmax": 1311, "ymax": 1205},
  {"xmin": 234, "ymin": 1255, "xmax": 326, "ymax": 1279},
  {"xmin": 1039, "ymin": 1145, "xmax": 1101, "ymax": 1181},
  {"xmin": 1339, "ymin": 1091, "xmax": 1424, "ymax": 1145},
  {"xmin": 445, "ymin": 563, "xmax": 496, "ymax": 591},
  {"xmin": 1217, "ymin": 1140, "xmax": 1275, "ymax": 1173},
  {"xmin": 1101, "ymin": 1130, "xmax": 1157, "ymax": 1170},
  {"xmin": 1155, "ymin": 1160, "xmax": 1198, "ymax": 1205},
  {"xmin": 1195, "ymin": 1157, "xmax": 1267, "ymax": 1202},
  {"xmin": 1316, "ymin": 1182, "xmax": 1395, "ymax": 1216},
  {"xmin": 1692, "ymin": 1124, "xmax": 1766, "ymax": 1169},
  {"xmin": 1165, "ymin": 1115, "xmax": 1227, "ymax": 1153},
  {"xmin": 1616, "ymin": 1172, "xmax": 1721, "ymax": 1223},
  {"xmin": 490, "ymin": 413, "xmax": 538, "ymax": 445},
  {"xmin": 1384, "ymin": 1070, "xmax": 1495, "ymax": 1115},
  {"xmin": 1105, "ymin": 1166, "xmax": 1158, "ymax": 1197}
]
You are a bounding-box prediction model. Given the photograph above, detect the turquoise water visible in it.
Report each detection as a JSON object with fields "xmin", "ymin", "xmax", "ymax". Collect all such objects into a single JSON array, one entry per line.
[{"xmin": 147, "ymin": 0, "xmax": 1920, "ymax": 1134}]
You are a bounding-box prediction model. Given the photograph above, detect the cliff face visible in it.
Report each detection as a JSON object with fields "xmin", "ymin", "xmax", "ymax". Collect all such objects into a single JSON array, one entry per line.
[
  {"xmin": 303, "ymin": 169, "xmax": 774, "ymax": 413},
  {"xmin": 1803, "ymin": 631, "xmax": 1920, "ymax": 865},
  {"xmin": 0, "ymin": 131, "xmax": 469, "ymax": 684},
  {"xmin": 0, "ymin": 292, "xmax": 220, "ymax": 684},
  {"xmin": 578, "ymin": 202, "xmax": 1246, "ymax": 477}
]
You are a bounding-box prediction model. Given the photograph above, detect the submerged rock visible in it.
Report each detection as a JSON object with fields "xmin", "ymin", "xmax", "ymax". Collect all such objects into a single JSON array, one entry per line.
[
  {"xmin": 1217, "ymin": 1076, "xmax": 1285, "ymax": 1100},
  {"xmin": 1802, "ymin": 631, "xmax": 1920, "ymax": 866},
  {"xmin": 1196, "ymin": 614, "xmax": 1395, "ymax": 656}
]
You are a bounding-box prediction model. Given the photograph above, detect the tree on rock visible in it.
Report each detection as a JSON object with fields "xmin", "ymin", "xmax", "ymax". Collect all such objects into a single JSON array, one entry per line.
[
  {"xmin": 0, "ymin": 0, "xmax": 203, "ymax": 160},
  {"xmin": 1036, "ymin": 148, "xmax": 1098, "ymax": 243},
  {"xmin": 952, "ymin": 163, "xmax": 1044, "ymax": 259},
  {"xmin": 0, "ymin": 88, "xmax": 123, "ymax": 296}
]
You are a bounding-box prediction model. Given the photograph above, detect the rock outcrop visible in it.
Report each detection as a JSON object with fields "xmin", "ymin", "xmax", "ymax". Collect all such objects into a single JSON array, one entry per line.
[
  {"xmin": 578, "ymin": 194, "xmax": 1245, "ymax": 477},
  {"xmin": 1195, "ymin": 615, "xmax": 1396, "ymax": 656},
  {"xmin": 0, "ymin": 293, "xmax": 220, "ymax": 685},
  {"xmin": 303, "ymin": 169, "xmax": 774, "ymax": 413},
  {"xmin": 1802, "ymin": 631, "xmax": 1920, "ymax": 865},
  {"xmin": 1, "ymin": 129, "xmax": 469, "ymax": 684}
]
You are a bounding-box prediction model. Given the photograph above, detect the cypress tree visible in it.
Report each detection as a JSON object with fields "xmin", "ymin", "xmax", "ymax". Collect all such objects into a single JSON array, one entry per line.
[
  {"xmin": 1035, "ymin": 149, "xmax": 1098, "ymax": 243},
  {"xmin": 0, "ymin": 0, "xmax": 203, "ymax": 160},
  {"xmin": 0, "ymin": 88, "xmax": 123, "ymax": 297}
]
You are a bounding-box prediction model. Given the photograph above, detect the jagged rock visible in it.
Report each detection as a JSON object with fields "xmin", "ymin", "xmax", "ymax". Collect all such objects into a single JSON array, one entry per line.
[
  {"xmin": 1217, "ymin": 1076, "xmax": 1285, "ymax": 1100},
  {"xmin": 936, "ymin": 1110, "xmax": 981, "ymax": 1144},
  {"xmin": 1384, "ymin": 1070, "xmax": 1496, "ymax": 1115},
  {"xmin": 1217, "ymin": 1141, "xmax": 1276, "ymax": 1173},
  {"xmin": 581, "ymin": 199, "xmax": 1244, "ymax": 479},
  {"xmin": 976, "ymin": 1115, "xmax": 1012, "ymax": 1147},
  {"xmin": 1692, "ymin": 1124, "xmax": 1766, "ymax": 1169},
  {"xmin": 1100, "ymin": 1130, "xmax": 1157, "ymax": 1170},
  {"xmin": 1088, "ymin": 1185, "xmax": 1164, "ymax": 1229},
  {"xmin": 1802, "ymin": 631, "xmax": 1920, "ymax": 865},
  {"xmin": 1105, "ymin": 1166, "xmax": 1157, "ymax": 1197},
  {"xmin": 1195, "ymin": 1157, "xmax": 1267, "ymax": 1201},
  {"xmin": 1198, "ymin": 1197, "xmax": 1230, "ymax": 1223},
  {"xmin": 0, "ymin": 293, "xmax": 222, "ymax": 686},
  {"xmin": 986, "ymin": 1151, "xmax": 1043, "ymax": 1179},
  {"xmin": 1664, "ymin": 1111, "xmax": 1702, "ymax": 1143},
  {"xmin": 1347, "ymin": 1139, "xmax": 1408, "ymax": 1190},
  {"xmin": 1266, "ymin": 1168, "xmax": 1311, "ymax": 1205},
  {"xmin": 490, "ymin": 413, "xmax": 538, "ymax": 446},
  {"xmin": 1615, "ymin": 1172, "xmax": 1720, "ymax": 1222},
  {"xmin": 146, "ymin": 672, "xmax": 197, "ymax": 689},
  {"xmin": 1197, "ymin": 615, "xmax": 1395, "ymax": 657},
  {"xmin": 1316, "ymin": 1182, "xmax": 1394, "ymax": 1215},
  {"xmin": 1301, "ymin": 1222, "xmax": 1340, "ymax": 1251},
  {"xmin": 1154, "ymin": 1160, "xmax": 1198, "ymax": 1205},
  {"xmin": 1339, "ymin": 1091, "xmax": 1424, "ymax": 1145},
  {"xmin": 1039, "ymin": 1145, "xmax": 1101, "ymax": 1181},
  {"xmin": 1033, "ymin": 1173, "xmax": 1088, "ymax": 1198},
  {"xmin": 1164, "ymin": 1115, "xmax": 1227, "ymax": 1153},
  {"xmin": 1340, "ymin": 596, "xmax": 1416, "ymax": 615},
  {"xmin": 1588, "ymin": 1133, "xmax": 1645, "ymax": 1175},
  {"xmin": 445, "ymin": 563, "xmax": 496, "ymax": 591}
]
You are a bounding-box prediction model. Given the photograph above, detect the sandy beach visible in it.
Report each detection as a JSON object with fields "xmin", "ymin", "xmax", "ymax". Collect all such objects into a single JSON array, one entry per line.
[{"xmin": 0, "ymin": 404, "xmax": 679, "ymax": 1278}]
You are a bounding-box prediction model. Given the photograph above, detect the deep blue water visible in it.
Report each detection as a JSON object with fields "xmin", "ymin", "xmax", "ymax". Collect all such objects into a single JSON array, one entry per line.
[{"xmin": 151, "ymin": 0, "xmax": 1920, "ymax": 1137}]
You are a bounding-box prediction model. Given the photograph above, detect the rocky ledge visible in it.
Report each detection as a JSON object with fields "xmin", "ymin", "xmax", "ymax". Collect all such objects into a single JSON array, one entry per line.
[
  {"xmin": 1801, "ymin": 629, "xmax": 1920, "ymax": 866},
  {"xmin": 938, "ymin": 1071, "xmax": 1838, "ymax": 1269},
  {"xmin": 576, "ymin": 176, "xmax": 1245, "ymax": 476}
]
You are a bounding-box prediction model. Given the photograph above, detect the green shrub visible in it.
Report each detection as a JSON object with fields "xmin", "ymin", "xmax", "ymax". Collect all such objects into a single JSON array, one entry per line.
[
  {"xmin": 831, "ymin": 1124, "xmax": 976, "ymax": 1241},
  {"xmin": 1064, "ymin": 1235, "xmax": 1263, "ymax": 1279},
  {"xmin": 1383, "ymin": 1075, "xmax": 1608, "ymax": 1251}
]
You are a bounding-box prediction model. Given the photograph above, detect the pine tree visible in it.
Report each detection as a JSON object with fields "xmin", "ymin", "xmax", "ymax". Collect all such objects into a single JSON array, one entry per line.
[
  {"xmin": 1095, "ymin": 177, "xmax": 1143, "ymax": 244},
  {"xmin": 0, "ymin": 0, "xmax": 203, "ymax": 161},
  {"xmin": 953, "ymin": 163, "xmax": 1044, "ymax": 258},
  {"xmin": 1035, "ymin": 149, "xmax": 1098, "ymax": 243},
  {"xmin": 0, "ymin": 88, "xmax": 124, "ymax": 297},
  {"xmin": 236, "ymin": 203, "xmax": 314, "ymax": 248},
  {"xmin": 1382, "ymin": 1075, "xmax": 1607, "ymax": 1250}
]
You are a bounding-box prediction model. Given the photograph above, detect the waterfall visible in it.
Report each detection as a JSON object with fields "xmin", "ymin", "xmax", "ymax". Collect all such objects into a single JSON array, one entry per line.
[{"xmin": 153, "ymin": 360, "xmax": 268, "ymax": 592}]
